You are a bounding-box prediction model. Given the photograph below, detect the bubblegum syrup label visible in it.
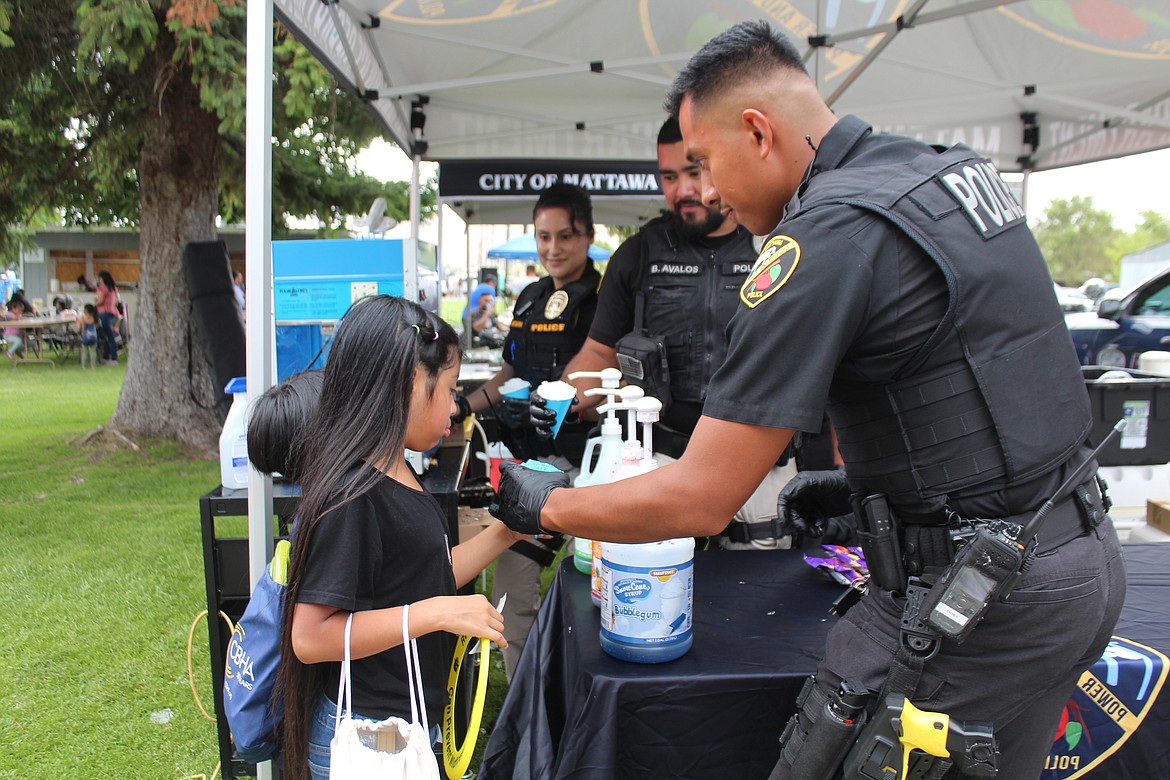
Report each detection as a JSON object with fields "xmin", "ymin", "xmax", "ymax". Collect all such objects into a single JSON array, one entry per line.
[{"xmin": 601, "ymin": 557, "xmax": 694, "ymax": 645}]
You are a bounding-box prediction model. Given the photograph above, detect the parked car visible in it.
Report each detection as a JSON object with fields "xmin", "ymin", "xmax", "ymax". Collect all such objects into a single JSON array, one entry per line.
[
  {"xmin": 1065, "ymin": 265, "xmax": 1170, "ymax": 368},
  {"xmin": 1054, "ymin": 283, "xmax": 1093, "ymax": 313}
]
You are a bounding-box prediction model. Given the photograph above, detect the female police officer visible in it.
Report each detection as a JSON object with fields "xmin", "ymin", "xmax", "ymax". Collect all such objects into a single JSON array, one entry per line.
[
  {"xmin": 456, "ymin": 183, "xmax": 600, "ymax": 678},
  {"xmin": 490, "ymin": 21, "xmax": 1125, "ymax": 779}
]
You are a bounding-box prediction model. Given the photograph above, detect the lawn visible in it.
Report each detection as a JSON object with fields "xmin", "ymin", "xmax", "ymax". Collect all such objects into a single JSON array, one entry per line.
[{"xmin": 0, "ymin": 354, "xmax": 540, "ymax": 779}]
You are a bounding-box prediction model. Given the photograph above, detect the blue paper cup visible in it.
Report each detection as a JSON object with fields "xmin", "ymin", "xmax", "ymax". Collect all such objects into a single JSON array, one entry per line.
[
  {"xmin": 536, "ymin": 380, "xmax": 576, "ymax": 437},
  {"xmin": 500, "ymin": 377, "xmax": 531, "ymax": 400}
]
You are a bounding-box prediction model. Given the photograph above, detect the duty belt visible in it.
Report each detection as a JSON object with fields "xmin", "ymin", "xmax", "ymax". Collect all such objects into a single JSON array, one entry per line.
[{"xmin": 899, "ymin": 477, "xmax": 1107, "ymax": 577}]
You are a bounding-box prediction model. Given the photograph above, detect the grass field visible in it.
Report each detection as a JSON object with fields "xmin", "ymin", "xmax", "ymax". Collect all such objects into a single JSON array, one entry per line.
[{"xmin": 0, "ymin": 351, "xmax": 540, "ymax": 779}]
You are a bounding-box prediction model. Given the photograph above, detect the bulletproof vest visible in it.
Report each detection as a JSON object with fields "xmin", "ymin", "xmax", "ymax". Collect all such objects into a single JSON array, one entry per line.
[
  {"xmin": 636, "ymin": 216, "xmax": 756, "ymax": 405},
  {"xmin": 505, "ymin": 267, "xmax": 600, "ymax": 386},
  {"xmin": 796, "ymin": 142, "xmax": 1091, "ymax": 507}
]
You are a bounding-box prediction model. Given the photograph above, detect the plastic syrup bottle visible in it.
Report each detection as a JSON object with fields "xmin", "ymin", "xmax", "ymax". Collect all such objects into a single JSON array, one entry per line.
[
  {"xmin": 569, "ymin": 368, "xmax": 624, "ymax": 576},
  {"xmin": 599, "ymin": 396, "xmax": 696, "ymax": 663},
  {"xmin": 219, "ymin": 376, "xmax": 249, "ymax": 490},
  {"xmin": 587, "ymin": 387, "xmax": 646, "ymax": 600}
]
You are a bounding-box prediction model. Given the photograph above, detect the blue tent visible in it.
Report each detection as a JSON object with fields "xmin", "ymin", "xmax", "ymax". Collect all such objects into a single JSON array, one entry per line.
[{"xmin": 486, "ymin": 233, "xmax": 610, "ymax": 263}]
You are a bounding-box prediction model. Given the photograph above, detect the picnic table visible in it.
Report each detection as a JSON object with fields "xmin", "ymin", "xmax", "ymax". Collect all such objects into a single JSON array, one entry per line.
[{"xmin": 5, "ymin": 313, "xmax": 78, "ymax": 366}]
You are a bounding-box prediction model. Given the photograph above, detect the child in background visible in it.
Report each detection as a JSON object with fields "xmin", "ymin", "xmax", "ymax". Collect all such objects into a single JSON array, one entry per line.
[
  {"xmin": 4, "ymin": 298, "xmax": 25, "ymax": 362},
  {"xmin": 277, "ymin": 295, "xmax": 531, "ymax": 780},
  {"xmin": 247, "ymin": 369, "xmax": 323, "ymax": 483},
  {"xmin": 78, "ymin": 304, "xmax": 99, "ymax": 369}
]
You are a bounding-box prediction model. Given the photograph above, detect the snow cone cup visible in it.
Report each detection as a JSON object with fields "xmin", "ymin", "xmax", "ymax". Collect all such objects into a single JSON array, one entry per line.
[
  {"xmin": 500, "ymin": 377, "xmax": 531, "ymax": 400},
  {"xmin": 536, "ymin": 380, "xmax": 576, "ymax": 437}
]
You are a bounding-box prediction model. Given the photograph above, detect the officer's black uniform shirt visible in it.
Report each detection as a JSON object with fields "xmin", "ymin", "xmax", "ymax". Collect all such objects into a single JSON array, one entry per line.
[
  {"xmin": 590, "ymin": 223, "xmax": 754, "ymax": 434},
  {"xmin": 704, "ymin": 117, "xmax": 1084, "ymax": 518},
  {"xmin": 704, "ymin": 120, "xmax": 947, "ymax": 435}
]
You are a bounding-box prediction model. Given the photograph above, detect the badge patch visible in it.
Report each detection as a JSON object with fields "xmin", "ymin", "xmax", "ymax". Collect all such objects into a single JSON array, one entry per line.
[
  {"xmin": 1042, "ymin": 637, "xmax": 1169, "ymax": 779},
  {"xmin": 741, "ymin": 235, "xmax": 800, "ymax": 309},
  {"xmin": 544, "ymin": 290, "xmax": 569, "ymax": 319}
]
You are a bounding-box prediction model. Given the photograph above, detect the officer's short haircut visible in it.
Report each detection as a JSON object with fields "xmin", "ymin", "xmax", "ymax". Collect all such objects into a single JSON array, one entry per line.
[
  {"xmin": 657, "ymin": 116, "xmax": 683, "ymax": 146},
  {"xmin": 664, "ymin": 20, "xmax": 807, "ymax": 116}
]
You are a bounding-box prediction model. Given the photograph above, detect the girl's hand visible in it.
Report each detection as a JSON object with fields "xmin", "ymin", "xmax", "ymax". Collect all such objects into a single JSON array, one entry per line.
[{"xmin": 415, "ymin": 594, "xmax": 507, "ymax": 648}]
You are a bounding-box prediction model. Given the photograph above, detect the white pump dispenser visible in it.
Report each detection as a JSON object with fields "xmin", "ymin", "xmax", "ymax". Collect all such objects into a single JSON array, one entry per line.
[
  {"xmin": 598, "ymin": 393, "xmax": 695, "ymax": 663},
  {"xmin": 568, "ymin": 367, "xmax": 626, "ymax": 576}
]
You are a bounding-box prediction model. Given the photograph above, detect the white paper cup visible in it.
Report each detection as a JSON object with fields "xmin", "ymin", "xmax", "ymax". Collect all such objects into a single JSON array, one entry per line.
[
  {"xmin": 500, "ymin": 377, "xmax": 531, "ymax": 399},
  {"xmin": 536, "ymin": 380, "xmax": 576, "ymax": 436}
]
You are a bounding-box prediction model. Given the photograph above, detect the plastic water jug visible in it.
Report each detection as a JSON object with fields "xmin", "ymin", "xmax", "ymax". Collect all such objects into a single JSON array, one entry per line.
[
  {"xmin": 599, "ymin": 537, "xmax": 695, "ymax": 663},
  {"xmin": 219, "ymin": 377, "xmax": 249, "ymax": 489}
]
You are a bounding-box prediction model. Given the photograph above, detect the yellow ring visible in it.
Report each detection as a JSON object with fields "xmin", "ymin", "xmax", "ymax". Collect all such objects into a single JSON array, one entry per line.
[{"xmin": 442, "ymin": 635, "xmax": 491, "ymax": 779}]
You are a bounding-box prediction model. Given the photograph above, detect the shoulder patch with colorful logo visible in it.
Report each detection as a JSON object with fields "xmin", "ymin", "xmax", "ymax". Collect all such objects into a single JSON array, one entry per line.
[
  {"xmin": 740, "ymin": 235, "xmax": 800, "ymax": 309},
  {"xmin": 1042, "ymin": 636, "xmax": 1169, "ymax": 779}
]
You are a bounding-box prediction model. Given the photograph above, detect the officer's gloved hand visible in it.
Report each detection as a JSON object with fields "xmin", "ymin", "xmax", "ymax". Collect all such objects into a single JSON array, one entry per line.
[
  {"xmin": 489, "ymin": 461, "xmax": 570, "ymax": 535},
  {"xmin": 496, "ymin": 394, "xmax": 531, "ymax": 430},
  {"xmin": 452, "ymin": 394, "xmax": 472, "ymax": 424},
  {"xmin": 776, "ymin": 469, "xmax": 857, "ymax": 545},
  {"xmin": 530, "ymin": 391, "xmax": 579, "ymax": 439}
]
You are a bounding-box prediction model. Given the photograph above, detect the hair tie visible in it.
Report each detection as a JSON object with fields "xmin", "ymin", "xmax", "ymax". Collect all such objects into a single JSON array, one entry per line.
[
  {"xmin": 431, "ymin": 329, "xmax": 439, "ymax": 341},
  {"xmin": 410, "ymin": 324, "xmax": 421, "ymax": 335}
]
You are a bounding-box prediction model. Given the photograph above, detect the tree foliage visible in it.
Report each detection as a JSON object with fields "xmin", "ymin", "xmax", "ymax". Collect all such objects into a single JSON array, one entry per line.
[
  {"xmin": 1033, "ymin": 196, "xmax": 1120, "ymax": 285},
  {"xmin": 1034, "ymin": 196, "xmax": 1170, "ymax": 286},
  {"xmin": 0, "ymin": 0, "xmax": 434, "ymax": 449}
]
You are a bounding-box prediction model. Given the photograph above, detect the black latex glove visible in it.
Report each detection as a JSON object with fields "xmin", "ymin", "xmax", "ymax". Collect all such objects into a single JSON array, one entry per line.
[
  {"xmin": 489, "ymin": 460, "xmax": 570, "ymax": 535},
  {"xmin": 452, "ymin": 394, "xmax": 472, "ymax": 423},
  {"xmin": 530, "ymin": 390, "xmax": 580, "ymax": 439},
  {"xmin": 776, "ymin": 469, "xmax": 857, "ymax": 544},
  {"xmin": 496, "ymin": 394, "xmax": 532, "ymax": 430}
]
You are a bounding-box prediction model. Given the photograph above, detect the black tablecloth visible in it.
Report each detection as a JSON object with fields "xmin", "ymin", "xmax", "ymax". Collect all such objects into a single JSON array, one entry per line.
[{"xmin": 480, "ymin": 545, "xmax": 1170, "ymax": 780}]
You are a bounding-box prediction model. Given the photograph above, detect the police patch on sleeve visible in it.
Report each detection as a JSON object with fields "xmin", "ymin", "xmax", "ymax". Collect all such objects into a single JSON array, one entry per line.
[{"xmin": 740, "ymin": 235, "xmax": 800, "ymax": 309}]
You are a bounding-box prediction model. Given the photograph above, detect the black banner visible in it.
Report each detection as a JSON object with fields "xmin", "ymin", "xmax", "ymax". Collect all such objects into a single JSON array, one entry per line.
[{"xmin": 439, "ymin": 158, "xmax": 661, "ymax": 198}]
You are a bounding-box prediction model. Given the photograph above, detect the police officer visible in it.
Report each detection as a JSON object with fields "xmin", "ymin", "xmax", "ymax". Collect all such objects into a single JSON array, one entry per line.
[
  {"xmin": 491, "ymin": 21, "xmax": 1126, "ymax": 779},
  {"xmin": 456, "ymin": 183, "xmax": 600, "ymax": 678},
  {"xmin": 555, "ymin": 116, "xmax": 799, "ymax": 549}
]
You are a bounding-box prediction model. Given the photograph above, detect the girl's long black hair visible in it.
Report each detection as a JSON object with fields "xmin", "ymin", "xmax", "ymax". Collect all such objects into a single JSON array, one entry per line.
[{"xmin": 276, "ymin": 295, "xmax": 460, "ymax": 780}]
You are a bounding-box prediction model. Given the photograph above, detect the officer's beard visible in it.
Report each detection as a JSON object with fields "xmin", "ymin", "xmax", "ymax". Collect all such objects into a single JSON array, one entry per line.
[{"xmin": 671, "ymin": 199, "xmax": 725, "ymax": 240}]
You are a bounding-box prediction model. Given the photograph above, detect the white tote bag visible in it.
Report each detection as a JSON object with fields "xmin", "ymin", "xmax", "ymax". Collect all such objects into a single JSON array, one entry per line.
[{"xmin": 329, "ymin": 606, "xmax": 441, "ymax": 780}]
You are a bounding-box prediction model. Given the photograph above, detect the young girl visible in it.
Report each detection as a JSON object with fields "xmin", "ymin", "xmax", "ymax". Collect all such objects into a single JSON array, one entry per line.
[
  {"xmin": 78, "ymin": 304, "xmax": 99, "ymax": 369},
  {"xmin": 277, "ymin": 295, "xmax": 531, "ymax": 780}
]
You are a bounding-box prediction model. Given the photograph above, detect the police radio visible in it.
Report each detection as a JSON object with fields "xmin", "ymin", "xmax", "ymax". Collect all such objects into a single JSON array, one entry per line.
[{"xmin": 920, "ymin": 420, "xmax": 1124, "ymax": 643}]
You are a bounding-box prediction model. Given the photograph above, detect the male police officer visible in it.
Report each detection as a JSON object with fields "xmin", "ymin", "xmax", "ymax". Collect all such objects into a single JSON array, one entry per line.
[
  {"xmin": 494, "ymin": 20, "xmax": 1126, "ymax": 779},
  {"xmin": 551, "ymin": 116, "xmax": 797, "ymax": 548}
]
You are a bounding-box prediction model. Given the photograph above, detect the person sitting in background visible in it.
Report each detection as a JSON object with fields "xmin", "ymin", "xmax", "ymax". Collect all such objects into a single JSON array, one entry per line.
[
  {"xmin": 52, "ymin": 295, "xmax": 77, "ymax": 317},
  {"xmin": 77, "ymin": 274, "xmax": 96, "ymax": 293},
  {"xmin": 4, "ymin": 298, "xmax": 26, "ymax": 362},
  {"xmin": 466, "ymin": 289, "xmax": 505, "ymax": 347},
  {"xmin": 78, "ymin": 304, "xmax": 99, "ymax": 369},
  {"xmin": 10, "ymin": 289, "xmax": 36, "ymax": 317}
]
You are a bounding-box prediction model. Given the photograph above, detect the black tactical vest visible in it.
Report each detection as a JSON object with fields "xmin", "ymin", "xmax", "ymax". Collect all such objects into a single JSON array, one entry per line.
[
  {"xmin": 636, "ymin": 216, "xmax": 756, "ymax": 405},
  {"xmin": 793, "ymin": 135, "xmax": 1091, "ymax": 508},
  {"xmin": 505, "ymin": 266, "xmax": 600, "ymax": 386}
]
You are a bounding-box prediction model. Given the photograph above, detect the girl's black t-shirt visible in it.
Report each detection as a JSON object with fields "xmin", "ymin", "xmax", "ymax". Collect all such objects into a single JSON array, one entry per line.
[{"xmin": 297, "ymin": 463, "xmax": 456, "ymax": 722}]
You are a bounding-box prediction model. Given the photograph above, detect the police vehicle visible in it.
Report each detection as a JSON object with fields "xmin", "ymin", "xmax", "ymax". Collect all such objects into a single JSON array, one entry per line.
[{"xmin": 1065, "ymin": 265, "xmax": 1170, "ymax": 368}]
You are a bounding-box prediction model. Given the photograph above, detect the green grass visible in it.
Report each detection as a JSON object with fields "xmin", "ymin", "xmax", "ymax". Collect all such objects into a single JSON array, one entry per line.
[
  {"xmin": 0, "ymin": 355, "xmax": 553, "ymax": 779},
  {"xmin": 0, "ymin": 359, "xmax": 222, "ymax": 779}
]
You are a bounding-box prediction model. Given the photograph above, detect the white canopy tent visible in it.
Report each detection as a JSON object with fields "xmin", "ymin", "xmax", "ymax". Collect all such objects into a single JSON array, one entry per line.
[
  {"xmin": 240, "ymin": 13, "xmax": 1170, "ymax": 772},
  {"xmin": 275, "ymin": 0, "xmax": 1170, "ymax": 177}
]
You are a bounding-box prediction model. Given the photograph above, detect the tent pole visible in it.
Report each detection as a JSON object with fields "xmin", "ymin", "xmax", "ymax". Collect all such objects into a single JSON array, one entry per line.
[
  {"xmin": 466, "ymin": 222, "xmax": 473, "ymax": 350},
  {"xmin": 245, "ymin": 1, "xmax": 275, "ymax": 779},
  {"xmin": 410, "ymin": 154, "xmax": 421, "ymax": 240}
]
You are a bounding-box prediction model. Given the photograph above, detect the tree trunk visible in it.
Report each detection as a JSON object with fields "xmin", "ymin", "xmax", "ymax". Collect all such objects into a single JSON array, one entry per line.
[{"xmin": 110, "ymin": 40, "xmax": 222, "ymax": 453}]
